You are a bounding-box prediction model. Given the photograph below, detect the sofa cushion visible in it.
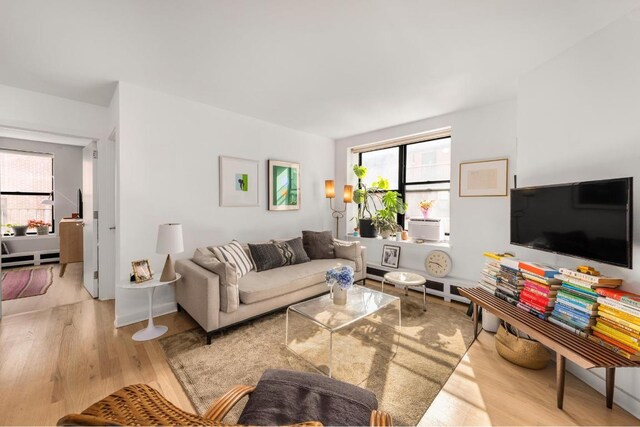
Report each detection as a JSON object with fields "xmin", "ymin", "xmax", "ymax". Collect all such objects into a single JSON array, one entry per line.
[
  {"xmin": 302, "ymin": 230, "xmax": 335, "ymax": 259},
  {"xmin": 272, "ymin": 237, "xmax": 310, "ymax": 266},
  {"xmin": 333, "ymin": 239, "xmax": 362, "ymax": 272},
  {"xmin": 192, "ymin": 248, "xmax": 240, "ymax": 312},
  {"xmin": 238, "ymin": 258, "xmax": 355, "ymax": 304},
  {"xmin": 248, "ymin": 242, "xmax": 286, "ymax": 272},
  {"xmin": 211, "ymin": 240, "xmax": 253, "ymax": 278}
]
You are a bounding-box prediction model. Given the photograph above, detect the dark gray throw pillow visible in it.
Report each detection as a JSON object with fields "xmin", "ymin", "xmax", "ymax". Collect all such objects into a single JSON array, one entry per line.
[
  {"xmin": 302, "ymin": 230, "xmax": 335, "ymax": 260},
  {"xmin": 248, "ymin": 243, "xmax": 286, "ymax": 272},
  {"xmin": 272, "ymin": 237, "xmax": 310, "ymax": 266}
]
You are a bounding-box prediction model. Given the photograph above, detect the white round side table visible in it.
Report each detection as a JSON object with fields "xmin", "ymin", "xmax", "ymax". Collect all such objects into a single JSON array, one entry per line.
[
  {"xmin": 117, "ymin": 273, "xmax": 181, "ymax": 341},
  {"xmin": 381, "ymin": 271, "xmax": 427, "ymax": 312}
]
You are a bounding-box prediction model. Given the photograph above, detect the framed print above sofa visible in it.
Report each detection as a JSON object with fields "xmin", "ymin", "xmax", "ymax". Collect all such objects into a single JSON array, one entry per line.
[
  {"xmin": 219, "ymin": 156, "xmax": 259, "ymax": 207},
  {"xmin": 268, "ymin": 159, "xmax": 300, "ymax": 211}
]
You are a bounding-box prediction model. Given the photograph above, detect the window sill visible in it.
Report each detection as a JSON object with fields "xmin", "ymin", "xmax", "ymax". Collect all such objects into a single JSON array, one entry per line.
[
  {"xmin": 345, "ymin": 235, "xmax": 450, "ymax": 248},
  {"xmin": 2, "ymin": 234, "xmax": 58, "ymax": 241}
]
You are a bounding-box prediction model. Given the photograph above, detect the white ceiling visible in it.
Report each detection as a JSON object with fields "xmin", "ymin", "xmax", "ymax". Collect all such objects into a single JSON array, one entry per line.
[{"xmin": 1, "ymin": 0, "xmax": 638, "ymax": 139}]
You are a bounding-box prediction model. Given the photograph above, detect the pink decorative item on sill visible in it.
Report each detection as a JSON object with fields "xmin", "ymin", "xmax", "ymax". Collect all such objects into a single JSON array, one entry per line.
[{"xmin": 418, "ymin": 200, "xmax": 436, "ymax": 219}]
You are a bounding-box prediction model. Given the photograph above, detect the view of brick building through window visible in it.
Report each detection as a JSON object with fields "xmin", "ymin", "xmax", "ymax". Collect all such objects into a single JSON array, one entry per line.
[{"xmin": 0, "ymin": 150, "xmax": 54, "ymax": 234}]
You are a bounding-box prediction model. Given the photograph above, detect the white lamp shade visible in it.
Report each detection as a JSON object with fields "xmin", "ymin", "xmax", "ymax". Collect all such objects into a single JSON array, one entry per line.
[{"xmin": 156, "ymin": 223, "xmax": 184, "ymax": 254}]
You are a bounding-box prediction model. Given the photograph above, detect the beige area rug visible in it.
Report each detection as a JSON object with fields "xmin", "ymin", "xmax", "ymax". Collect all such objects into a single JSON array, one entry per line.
[{"xmin": 160, "ymin": 286, "xmax": 474, "ymax": 426}]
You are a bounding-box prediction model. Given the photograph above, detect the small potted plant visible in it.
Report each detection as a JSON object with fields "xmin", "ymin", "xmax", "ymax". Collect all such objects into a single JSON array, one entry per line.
[
  {"xmin": 372, "ymin": 190, "xmax": 407, "ymax": 239},
  {"xmin": 28, "ymin": 219, "xmax": 51, "ymax": 235},
  {"xmin": 418, "ymin": 199, "xmax": 436, "ymax": 218},
  {"xmin": 11, "ymin": 223, "xmax": 29, "ymax": 236}
]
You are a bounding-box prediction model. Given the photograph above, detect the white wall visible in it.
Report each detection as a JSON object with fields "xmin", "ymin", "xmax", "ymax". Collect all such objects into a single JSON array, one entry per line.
[
  {"xmin": 516, "ymin": 8, "xmax": 640, "ymax": 417},
  {"xmin": 335, "ymin": 100, "xmax": 517, "ymax": 281},
  {"xmin": 115, "ymin": 82, "xmax": 335, "ymax": 326},
  {"xmin": 0, "ymin": 137, "xmax": 82, "ymax": 253}
]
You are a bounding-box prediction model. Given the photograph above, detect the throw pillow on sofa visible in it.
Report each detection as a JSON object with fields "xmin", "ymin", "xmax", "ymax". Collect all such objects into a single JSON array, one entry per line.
[
  {"xmin": 192, "ymin": 248, "xmax": 240, "ymax": 313},
  {"xmin": 211, "ymin": 240, "xmax": 253, "ymax": 279},
  {"xmin": 302, "ymin": 230, "xmax": 335, "ymax": 259},
  {"xmin": 333, "ymin": 239, "xmax": 362, "ymax": 272},
  {"xmin": 272, "ymin": 237, "xmax": 310, "ymax": 266},
  {"xmin": 248, "ymin": 242, "xmax": 286, "ymax": 272}
]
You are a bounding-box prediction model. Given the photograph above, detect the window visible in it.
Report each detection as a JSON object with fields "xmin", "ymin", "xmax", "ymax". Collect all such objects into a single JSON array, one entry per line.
[
  {"xmin": 359, "ymin": 136, "xmax": 451, "ymax": 235},
  {"xmin": 0, "ymin": 150, "xmax": 54, "ymax": 234}
]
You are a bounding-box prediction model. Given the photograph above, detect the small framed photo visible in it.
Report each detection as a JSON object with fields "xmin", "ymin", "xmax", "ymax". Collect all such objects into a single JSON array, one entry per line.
[
  {"xmin": 219, "ymin": 156, "xmax": 260, "ymax": 207},
  {"xmin": 381, "ymin": 245, "xmax": 401, "ymax": 269},
  {"xmin": 459, "ymin": 158, "xmax": 509, "ymax": 197},
  {"xmin": 268, "ymin": 159, "xmax": 300, "ymax": 211},
  {"xmin": 132, "ymin": 259, "xmax": 153, "ymax": 283}
]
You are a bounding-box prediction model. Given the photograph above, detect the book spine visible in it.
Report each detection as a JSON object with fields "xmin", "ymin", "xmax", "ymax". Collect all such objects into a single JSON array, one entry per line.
[
  {"xmin": 597, "ymin": 298, "xmax": 640, "ymax": 318},
  {"xmin": 552, "ymin": 310, "xmax": 592, "ymax": 327},
  {"xmin": 516, "ymin": 303, "xmax": 548, "ymax": 320},
  {"xmin": 588, "ymin": 334, "xmax": 639, "ymax": 361},
  {"xmin": 595, "ymin": 322, "xmax": 640, "ymax": 345},
  {"xmin": 598, "ymin": 317, "xmax": 640, "ymax": 340},
  {"xmin": 558, "ymin": 268, "xmax": 622, "ymax": 285},
  {"xmin": 521, "ymin": 289, "xmax": 553, "ymax": 307},
  {"xmin": 548, "ymin": 316, "xmax": 588, "ymax": 337},
  {"xmin": 598, "ymin": 303, "xmax": 640, "ymax": 324},
  {"xmin": 592, "ymin": 330, "xmax": 639, "ymax": 354},
  {"xmin": 621, "ymin": 296, "xmax": 640, "ymax": 310},
  {"xmin": 561, "ymin": 283, "xmax": 598, "ymax": 299},
  {"xmin": 524, "ymin": 285, "xmax": 551, "ymax": 298},
  {"xmin": 495, "ymin": 289, "xmax": 519, "ymax": 305},
  {"xmin": 592, "ymin": 326, "xmax": 640, "ymax": 351},
  {"xmin": 556, "ymin": 294, "xmax": 596, "ymax": 311},
  {"xmin": 598, "ymin": 311, "xmax": 640, "ymax": 333}
]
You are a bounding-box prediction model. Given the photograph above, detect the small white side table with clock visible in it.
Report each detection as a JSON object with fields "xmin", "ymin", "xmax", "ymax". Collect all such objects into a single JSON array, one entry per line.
[{"xmin": 117, "ymin": 273, "xmax": 181, "ymax": 341}]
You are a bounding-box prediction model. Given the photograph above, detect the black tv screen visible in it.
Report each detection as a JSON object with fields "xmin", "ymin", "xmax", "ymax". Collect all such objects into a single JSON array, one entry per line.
[{"xmin": 510, "ymin": 177, "xmax": 633, "ymax": 268}]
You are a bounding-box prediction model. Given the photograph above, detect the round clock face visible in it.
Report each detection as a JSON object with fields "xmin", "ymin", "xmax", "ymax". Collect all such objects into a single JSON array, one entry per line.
[{"xmin": 425, "ymin": 250, "xmax": 452, "ymax": 278}]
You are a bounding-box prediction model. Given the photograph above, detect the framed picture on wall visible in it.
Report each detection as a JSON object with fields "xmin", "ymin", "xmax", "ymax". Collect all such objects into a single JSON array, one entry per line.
[
  {"xmin": 219, "ymin": 156, "xmax": 260, "ymax": 207},
  {"xmin": 381, "ymin": 244, "xmax": 401, "ymax": 269},
  {"xmin": 459, "ymin": 158, "xmax": 509, "ymax": 197},
  {"xmin": 268, "ymin": 160, "xmax": 300, "ymax": 211}
]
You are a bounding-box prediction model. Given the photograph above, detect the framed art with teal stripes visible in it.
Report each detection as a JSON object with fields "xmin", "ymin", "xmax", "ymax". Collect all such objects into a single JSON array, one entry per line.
[{"xmin": 268, "ymin": 159, "xmax": 300, "ymax": 211}]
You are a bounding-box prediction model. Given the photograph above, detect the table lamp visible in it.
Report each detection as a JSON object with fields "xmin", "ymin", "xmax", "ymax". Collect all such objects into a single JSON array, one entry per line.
[
  {"xmin": 156, "ymin": 223, "xmax": 184, "ymax": 281},
  {"xmin": 325, "ymin": 180, "xmax": 353, "ymax": 237}
]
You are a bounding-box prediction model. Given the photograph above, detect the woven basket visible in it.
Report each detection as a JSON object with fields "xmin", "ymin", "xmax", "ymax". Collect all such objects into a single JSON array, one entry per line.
[{"xmin": 495, "ymin": 323, "xmax": 550, "ymax": 370}]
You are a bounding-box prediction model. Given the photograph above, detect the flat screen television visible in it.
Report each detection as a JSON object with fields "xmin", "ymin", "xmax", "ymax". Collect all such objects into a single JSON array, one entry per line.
[{"xmin": 510, "ymin": 177, "xmax": 633, "ymax": 268}]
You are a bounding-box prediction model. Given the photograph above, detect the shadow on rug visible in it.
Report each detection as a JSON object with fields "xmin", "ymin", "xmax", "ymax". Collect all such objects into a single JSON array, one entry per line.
[{"xmin": 160, "ymin": 286, "xmax": 474, "ymax": 425}]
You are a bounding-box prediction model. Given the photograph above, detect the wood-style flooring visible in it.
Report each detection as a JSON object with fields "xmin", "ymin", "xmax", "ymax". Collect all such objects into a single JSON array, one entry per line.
[
  {"xmin": 1, "ymin": 263, "xmax": 92, "ymax": 317},
  {"xmin": 0, "ymin": 279, "xmax": 638, "ymax": 426}
]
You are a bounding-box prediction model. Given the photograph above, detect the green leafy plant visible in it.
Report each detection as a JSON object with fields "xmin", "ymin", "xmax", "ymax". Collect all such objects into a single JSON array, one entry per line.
[{"xmin": 371, "ymin": 190, "xmax": 407, "ymax": 235}]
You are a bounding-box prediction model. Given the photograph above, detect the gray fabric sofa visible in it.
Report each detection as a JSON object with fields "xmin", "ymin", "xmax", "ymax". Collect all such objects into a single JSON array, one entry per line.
[{"xmin": 175, "ymin": 241, "xmax": 367, "ymax": 344}]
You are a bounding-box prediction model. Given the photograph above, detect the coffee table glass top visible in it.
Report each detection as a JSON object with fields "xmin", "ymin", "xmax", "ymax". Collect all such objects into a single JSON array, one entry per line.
[{"xmin": 288, "ymin": 285, "xmax": 399, "ymax": 332}]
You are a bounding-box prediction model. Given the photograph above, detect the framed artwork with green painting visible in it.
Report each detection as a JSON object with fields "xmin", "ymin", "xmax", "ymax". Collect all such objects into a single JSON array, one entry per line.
[
  {"xmin": 219, "ymin": 156, "xmax": 259, "ymax": 206},
  {"xmin": 268, "ymin": 160, "xmax": 300, "ymax": 211}
]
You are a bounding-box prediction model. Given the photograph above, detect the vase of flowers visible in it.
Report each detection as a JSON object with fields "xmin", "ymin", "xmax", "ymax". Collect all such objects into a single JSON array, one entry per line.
[
  {"xmin": 418, "ymin": 200, "xmax": 436, "ymax": 219},
  {"xmin": 325, "ymin": 265, "xmax": 354, "ymax": 305},
  {"xmin": 28, "ymin": 219, "xmax": 51, "ymax": 235}
]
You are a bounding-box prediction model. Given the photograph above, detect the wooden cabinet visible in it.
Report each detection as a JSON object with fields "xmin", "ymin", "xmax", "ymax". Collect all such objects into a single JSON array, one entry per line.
[{"xmin": 59, "ymin": 218, "xmax": 83, "ymax": 277}]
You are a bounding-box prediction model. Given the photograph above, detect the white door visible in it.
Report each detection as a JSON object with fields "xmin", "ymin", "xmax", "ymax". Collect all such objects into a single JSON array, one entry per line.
[
  {"xmin": 82, "ymin": 142, "xmax": 98, "ymax": 297},
  {"xmin": 98, "ymin": 132, "xmax": 116, "ymax": 300}
]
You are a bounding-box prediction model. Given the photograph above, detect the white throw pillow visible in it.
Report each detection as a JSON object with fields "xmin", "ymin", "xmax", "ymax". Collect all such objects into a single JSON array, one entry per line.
[{"xmin": 211, "ymin": 240, "xmax": 253, "ymax": 279}]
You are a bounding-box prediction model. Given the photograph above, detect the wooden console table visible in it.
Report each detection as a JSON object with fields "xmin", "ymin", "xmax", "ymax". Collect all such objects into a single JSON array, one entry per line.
[
  {"xmin": 59, "ymin": 218, "xmax": 83, "ymax": 277},
  {"xmin": 460, "ymin": 287, "xmax": 640, "ymax": 410}
]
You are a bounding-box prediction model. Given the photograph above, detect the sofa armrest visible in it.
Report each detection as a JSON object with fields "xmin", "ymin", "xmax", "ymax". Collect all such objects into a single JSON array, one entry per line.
[
  {"xmin": 175, "ymin": 259, "xmax": 220, "ymax": 332},
  {"xmin": 356, "ymin": 245, "xmax": 368, "ymax": 281}
]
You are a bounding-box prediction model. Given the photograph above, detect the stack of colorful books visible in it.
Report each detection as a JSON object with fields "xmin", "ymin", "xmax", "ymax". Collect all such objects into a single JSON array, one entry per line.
[
  {"xmin": 548, "ymin": 268, "xmax": 609, "ymax": 337},
  {"xmin": 479, "ymin": 252, "xmax": 502, "ymax": 294},
  {"xmin": 495, "ymin": 257, "xmax": 523, "ymax": 305},
  {"xmin": 591, "ymin": 288, "xmax": 640, "ymax": 361},
  {"xmin": 517, "ymin": 262, "xmax": 560, "ymax": 319}
]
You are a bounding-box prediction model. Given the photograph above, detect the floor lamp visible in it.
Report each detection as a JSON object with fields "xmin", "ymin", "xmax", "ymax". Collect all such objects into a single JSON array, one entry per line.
[{"xmin": 325, "ymin": 180, "xmax": 353, "ymax": 238}]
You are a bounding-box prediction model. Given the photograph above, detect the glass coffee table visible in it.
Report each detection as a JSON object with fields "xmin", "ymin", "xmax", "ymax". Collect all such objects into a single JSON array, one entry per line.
[{"xmin": 285, "ymin": 285, "xmax": 401, "ymax": 377}]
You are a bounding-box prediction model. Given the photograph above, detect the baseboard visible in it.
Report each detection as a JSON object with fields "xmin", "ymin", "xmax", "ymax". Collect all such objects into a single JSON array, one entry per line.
[
  {"xmin": 566, "ymin": 361, "xmax": 640, "ymax": 419},
  {"xmin": 114, "ymin": 302, "xmax": 177, "ymax": 328}
]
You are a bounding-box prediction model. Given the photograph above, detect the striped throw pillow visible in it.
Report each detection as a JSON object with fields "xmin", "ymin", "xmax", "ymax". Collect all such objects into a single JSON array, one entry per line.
[{"xmin": 211, "ymin": 240, "xmax": 253, "ymax": 278}]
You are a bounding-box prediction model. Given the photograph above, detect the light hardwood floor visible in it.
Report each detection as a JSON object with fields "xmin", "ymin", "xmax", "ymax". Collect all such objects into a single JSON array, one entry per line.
[
  {"xmin": 0, "ymin": 281, "xmax": 638, "ymax": 426},
  {"xmin": 1, "ymin": 263, "xmax": 92, "ymax": 317}
]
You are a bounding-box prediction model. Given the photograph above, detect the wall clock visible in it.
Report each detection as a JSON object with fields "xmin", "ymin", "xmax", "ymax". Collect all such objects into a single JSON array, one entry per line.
[{"xmin": 425, "ymin": 250, "xmax": 452, "ymax": 278}]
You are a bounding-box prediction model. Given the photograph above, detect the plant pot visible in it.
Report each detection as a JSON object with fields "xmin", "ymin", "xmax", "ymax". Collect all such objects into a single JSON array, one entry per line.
[
  {"xmin": 380, "ymin": 230, "xmax": 392, "ymax": 239},
  {"xmin": 11, "ymin": 225, "xmax": 28, "ymax": 236},
  {"xmin": 421, "ymin": 208, "xmax": 430, "ymax": 219},
  {"xmin": 36, "ymin": 226, "xmax": 49, "ymax": 235},
  {"xmin": 333, "ymin": 286, "xmax": 349, "ymax": 305},
  {"xmin": 358, "ymin": 218, "xmax": 378, "ymax": 238}
]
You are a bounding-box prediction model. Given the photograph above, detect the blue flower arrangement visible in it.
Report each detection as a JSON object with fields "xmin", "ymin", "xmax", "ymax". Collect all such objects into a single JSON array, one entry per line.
[{"xmin": 325, "ymin": 265, "xmax": 354, "ymax": 290}]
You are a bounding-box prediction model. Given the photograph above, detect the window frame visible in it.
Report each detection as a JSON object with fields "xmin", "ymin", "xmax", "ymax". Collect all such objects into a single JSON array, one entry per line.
[
  {"xmin": 358, "ymin": 135, "xmax": 451, "ymax": 235},
  {"xmin": 0, "ymin": 154, "xmax": 55, "ymax": 235}
]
